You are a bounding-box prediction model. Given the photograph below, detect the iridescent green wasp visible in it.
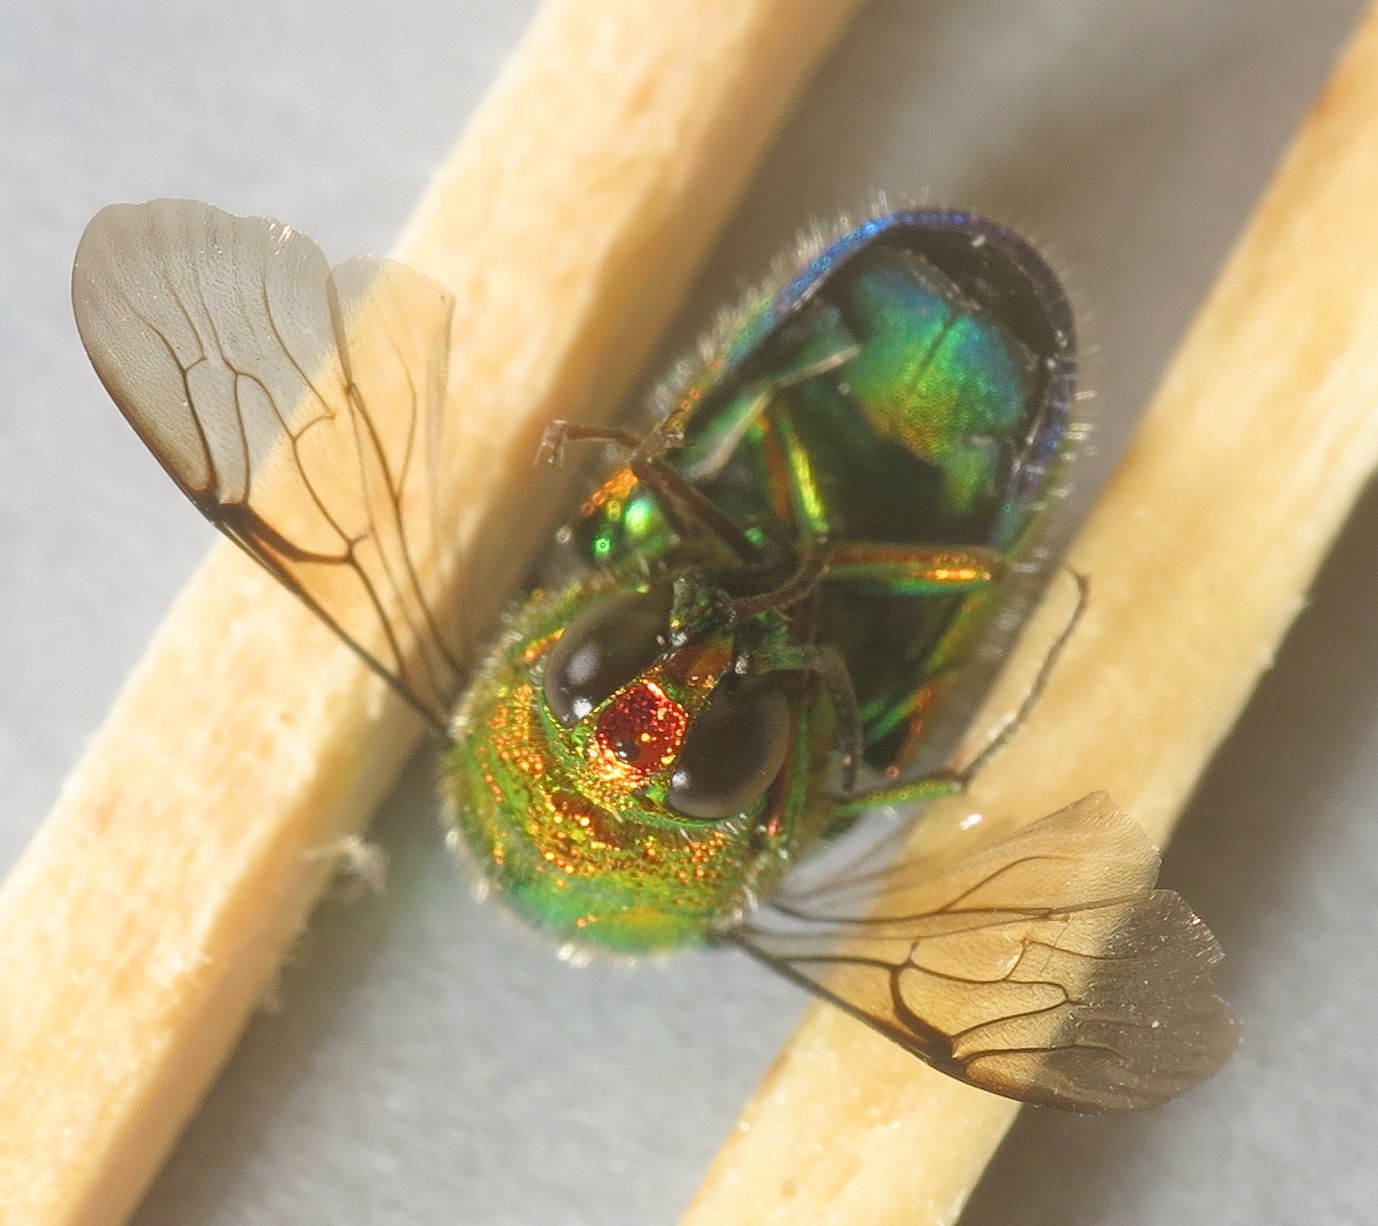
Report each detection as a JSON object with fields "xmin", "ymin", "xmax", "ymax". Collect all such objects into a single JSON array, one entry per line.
[{"xmin": 73, "ymin": 200, "xmax": 1237, "ymax": 1113}]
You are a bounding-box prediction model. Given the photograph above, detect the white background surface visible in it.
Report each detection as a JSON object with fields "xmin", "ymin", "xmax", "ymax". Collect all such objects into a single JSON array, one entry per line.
[{"xmin": 2, "ymin": 2, "xmax": 1375, "ymax": 1223}]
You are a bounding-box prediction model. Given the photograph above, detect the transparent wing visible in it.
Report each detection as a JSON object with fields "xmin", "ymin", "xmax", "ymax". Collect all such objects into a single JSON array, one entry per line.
[
  {"xmin": 72, "ymin": 200, "xmax": 465, "ymax": 731},
  {"xmin": 733, "ymin": 792, "xmax": 1239, "ymax": 1112}
]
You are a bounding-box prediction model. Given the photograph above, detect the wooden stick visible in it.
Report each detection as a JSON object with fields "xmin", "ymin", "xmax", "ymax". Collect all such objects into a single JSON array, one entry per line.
[
  {"xmin": 682, "ymin": 8, "xmax": 1378, "ymax": 1224},
  {"xmin": 0, "ymin": 3, "xmax": 863, "ymax": 1222}
]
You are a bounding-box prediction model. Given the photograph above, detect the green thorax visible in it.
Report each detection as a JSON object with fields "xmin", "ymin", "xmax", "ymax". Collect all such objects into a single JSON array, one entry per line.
[{"xmin": 445, "ymin": 573, "xmax": 837, "ymax": 954}]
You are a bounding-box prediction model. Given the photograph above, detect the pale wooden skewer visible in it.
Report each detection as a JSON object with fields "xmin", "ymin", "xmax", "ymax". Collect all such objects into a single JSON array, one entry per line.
[
  {"xmin": 682, "ymin": 6, "xmax": 1378, "ymax": 1224},
  {"xmin": 0, "ymin": 2, "xmax": 865, "ymax": 1222}
]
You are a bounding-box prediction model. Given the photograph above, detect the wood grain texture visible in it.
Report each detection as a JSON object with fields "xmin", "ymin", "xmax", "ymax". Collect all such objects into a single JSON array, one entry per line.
[
  {"xmin": 0, "ymin": 2, "xmax": 864, "ymax": 1222},
  {"xmin": 682, "ymin": 5, "xmax": 1378, "ymax": 1224}
]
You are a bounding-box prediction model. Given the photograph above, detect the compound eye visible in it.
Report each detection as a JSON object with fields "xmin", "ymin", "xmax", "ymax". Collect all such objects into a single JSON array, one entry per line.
[
  {"xmin": 543, "ymin": 586, "xmax": 673, "ymax": 726},
  {"xmin": 667, "ymin": 677, "xmax": 792, "ymax": 821}
]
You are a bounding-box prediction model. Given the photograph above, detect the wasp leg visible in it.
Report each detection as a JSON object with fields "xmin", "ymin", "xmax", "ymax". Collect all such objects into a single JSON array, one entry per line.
[
  {"xmin": 728, "ymin": 541, "xmax": 1009, "ymax": 798},
  {"xmin": 813, "ymin": 541, "xmax": 1007, "ymax": 776},
  {"xmin": 834, "ymin": 770, "xmax": 967, "ymax": 815},
  {"xmin": 867, "ymin": 664, "xmax": 961, "ymax": 772},
  {"xmin": 728, "ymin": 545, "xmax": 832, "ymax": 620},
  {"xmin": 818, "ymin": 541, "xmax": 1005, "ymax": 772},
  {"xmin": 834, "ymin": 570, "xmax": 1089, "ymax": 817},
  {"xmin": 536, "ymin": 421, "xmax": 645, "ymax": 465},
  {"xmin": 731, "ymin": 535, "xmax": 1003, "ymax": 622},
  {"xmin": 761, "ymin": 406, "xmax": 835, "ymax": 543},
  {"xmin": 824, "ymin": 541, "xmax": 1006, "ymax": 594},
  {"xmin": 538, "ymin": 420, "xmax": 759, "ymax": 562},
  {"xmin": 743, "ymin": 641, "xmax": 863, "ymax": 791}
]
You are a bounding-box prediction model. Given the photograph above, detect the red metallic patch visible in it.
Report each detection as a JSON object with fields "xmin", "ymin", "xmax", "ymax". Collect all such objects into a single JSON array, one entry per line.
[{"xmin": 595, "ymin": 680, "xmax": 689, "ymax": 779}]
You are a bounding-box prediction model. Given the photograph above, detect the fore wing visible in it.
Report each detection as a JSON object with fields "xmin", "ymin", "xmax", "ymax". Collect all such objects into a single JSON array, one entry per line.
[
  {"xmin": 733, "ymin": 792, "xmax": 1239, "ymax": 1112},
  {"xmin": 72, "ymin": 200, "xmax": 465, "ymax": 730}
]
